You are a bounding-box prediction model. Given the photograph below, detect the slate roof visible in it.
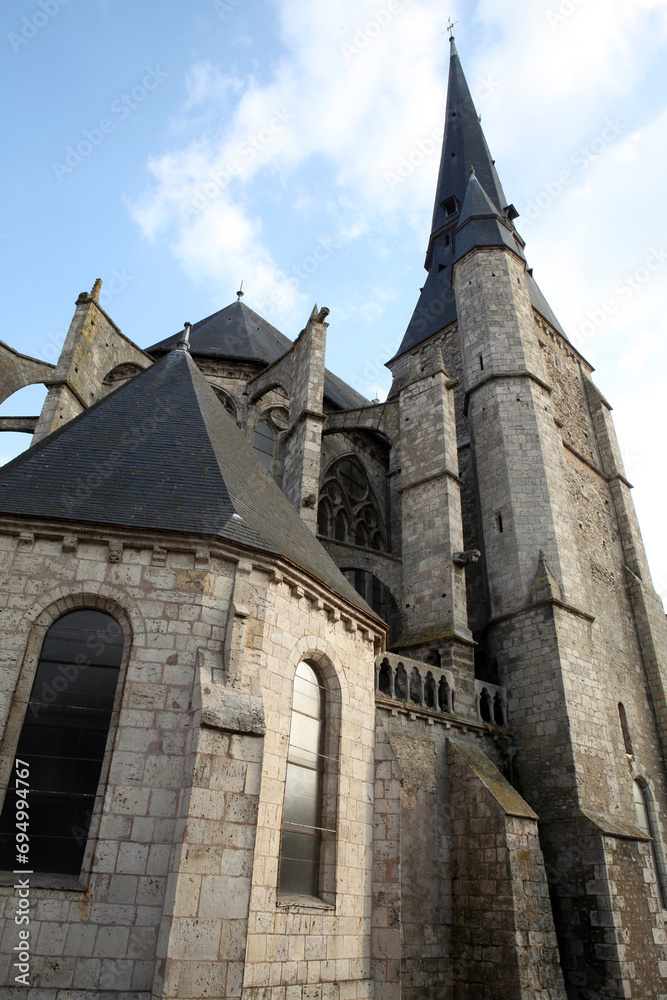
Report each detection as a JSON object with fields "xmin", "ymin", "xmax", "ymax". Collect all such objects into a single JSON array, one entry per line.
[
  {"xmin": 147, "ymin": 300, "xmax": 368, "ymax": 411},
  {"xmin": 0, "ymin": 349, "xmax": 376, "ymax": 619},
  {"xmin": 429, "ymin": 38, "xmax": 507, "ymax": 238}
]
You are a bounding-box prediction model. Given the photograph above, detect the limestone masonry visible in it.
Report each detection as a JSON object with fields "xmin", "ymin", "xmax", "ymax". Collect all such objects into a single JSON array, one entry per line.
[{"xmin": 0, "ymin": 35, "xmax": 666, "ymax": 1000}]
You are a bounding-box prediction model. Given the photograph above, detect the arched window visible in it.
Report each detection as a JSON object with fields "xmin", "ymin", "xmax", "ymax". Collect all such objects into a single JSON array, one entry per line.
[
  {"xmin": 317, "ymin": 498, "xmax": 332, "ymax": 538},
  {"xmin": 211, "ymin": 385, "xmax": 237, "ymax": 419},
  {"xmin": 0, "ymin": 609, "xmax": 125, "ymax": 876},
  {"xmin": 317, "ymin": 456, "xmax": 386, "ymax": 551},
  {"xmin": 253, "ymin": 418, "xmax": 286, "ymax": 488},
  {"xmin": 335, "ymin": 510, "xmax": 348, "ymax": 543},
  {"xmin": 278, "ymin": 662, "xmax": 327, "ymax": 897},
  {"xmin": 619, "ymin": 703, "xmax": 634, "ymax": 755}
]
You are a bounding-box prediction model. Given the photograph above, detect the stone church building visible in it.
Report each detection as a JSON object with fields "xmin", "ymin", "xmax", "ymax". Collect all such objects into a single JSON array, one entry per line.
[{"xmin": 1, "ymin": 37, "xmax": 666, "ymax": 1000}]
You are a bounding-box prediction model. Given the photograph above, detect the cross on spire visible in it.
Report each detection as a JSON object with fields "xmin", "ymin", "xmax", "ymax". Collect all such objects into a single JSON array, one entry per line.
[{"xmin": 446, "ymin": 17, "xmax": 458, "ymax": 39}]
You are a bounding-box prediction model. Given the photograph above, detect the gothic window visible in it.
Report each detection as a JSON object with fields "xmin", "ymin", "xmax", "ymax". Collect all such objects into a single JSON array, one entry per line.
[
  {"xmin": 493, "ymin": 692, "xmax": 506, "ymax": 726},
  {"xmin": 409, "ymin": 667, "xmax": 422, "ymax": 705},
  {"xmin": 341, "ymin": 568, "xmax": 392, "ymax": 624},
  {"xmin": 317, "ymin": 498, "xmax": 332, "ymax": 538},
  {"xmin": 335, "ymin": 510, "xmax": 348, "ymax": 543},
  {"xmin": 278, "ymin": 662, "xmax": 327, "ymax": 897},
  {"xmin": 0, "ymin": 609, "xmax": 125, "ymax": 876},
  {"xmin": 253, "ymin": 413, "xmax": 287, "ymax": 489},
  {"xmin": 211, "ymin": 385, "xmax": 237, "ymax": 419},
  {"xmin": 317, "ymin": 457, "xmax": 386, "ymax": 552},
  {"xmin": 619, "ymin": 703, "xmax": 634, "ymax": 755}
]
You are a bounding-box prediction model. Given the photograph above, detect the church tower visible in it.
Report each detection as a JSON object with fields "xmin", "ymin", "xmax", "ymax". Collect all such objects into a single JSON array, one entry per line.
[{"xmin": 387, "ymin": 34, "xmax": 667, "ymax": 999}]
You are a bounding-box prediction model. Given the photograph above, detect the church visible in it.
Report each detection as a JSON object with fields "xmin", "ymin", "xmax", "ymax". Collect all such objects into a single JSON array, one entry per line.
[{"xmin": 0, "ymin": 35, "xmax": 666, "ymax": 1000}]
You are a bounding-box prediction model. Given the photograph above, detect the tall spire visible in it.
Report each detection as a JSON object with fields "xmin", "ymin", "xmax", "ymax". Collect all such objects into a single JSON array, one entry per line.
[
  {"xmin": 392, "ymin": 38, "xmax": 523, "ymax": 359},
  {"xmin": 427, "ymin": 36, "xmax": 507, "ymax": 265}
]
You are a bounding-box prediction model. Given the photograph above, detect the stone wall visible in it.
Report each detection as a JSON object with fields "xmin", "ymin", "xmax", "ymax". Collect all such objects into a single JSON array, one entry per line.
[{"xmin": 0, "ymin": 515, "xmax": 383, "ymax": 1000}]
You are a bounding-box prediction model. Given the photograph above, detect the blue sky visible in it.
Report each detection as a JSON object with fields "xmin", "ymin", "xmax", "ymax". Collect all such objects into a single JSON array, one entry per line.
[{"xmin": 2, "ymin": 0, "xmax": 667, "ymax": 601}]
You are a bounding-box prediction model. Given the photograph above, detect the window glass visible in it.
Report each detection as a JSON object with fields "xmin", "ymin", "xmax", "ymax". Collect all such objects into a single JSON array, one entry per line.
[
  {"xmin": 0, "ymin": 610, "xmax": 124, "ymax": 876},
  {"xmin": 253, "ymin": 422, "xmax": 275, "ymax": 473},
  {"xmin": 278, "ymin": 662, "xmax": 325, "ymax": 897},
  {"xmin": 338, "ymin": 459, "xmax": 366, "ymax": 500}
]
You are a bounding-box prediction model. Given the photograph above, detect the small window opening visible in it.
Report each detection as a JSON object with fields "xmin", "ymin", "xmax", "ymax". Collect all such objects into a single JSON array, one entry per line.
[
  {"xmin": 443, "ymin": 196, "xmax": 458, "ymax": 217},
  {"xmin": 479, "ymin": 354, "xmax": 484, "ymax": 371},
  {"xmin": 495, "ymin": 512, "xmax": 504, "ymax": 533},
  {"xmin": 493, "ymin": 693, "xmax": 505, "ymax": 726},
  {"xmin": 619, "ymin": 703, "xmax": 634, "ymax": 755},
  {"xmin": 425, "ymin": 648, "xmax": 441, "ymax": 669}
]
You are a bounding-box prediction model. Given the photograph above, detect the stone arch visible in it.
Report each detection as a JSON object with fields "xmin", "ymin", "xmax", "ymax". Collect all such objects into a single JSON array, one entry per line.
[{"xmin": 0, "ymin": 342, "xmax": 55, "ymax": 406}]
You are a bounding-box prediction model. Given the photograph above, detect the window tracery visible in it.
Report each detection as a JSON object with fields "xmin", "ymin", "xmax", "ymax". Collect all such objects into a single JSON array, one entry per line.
[{"xmin": 317, "ymin": 457, "xmax": 385, "ymax": 551}]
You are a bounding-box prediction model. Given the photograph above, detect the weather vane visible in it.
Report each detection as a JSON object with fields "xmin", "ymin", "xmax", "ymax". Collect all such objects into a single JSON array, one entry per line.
[{"xmin": 446, "ymin": 17, "xmax": 458, "ymax": 39}]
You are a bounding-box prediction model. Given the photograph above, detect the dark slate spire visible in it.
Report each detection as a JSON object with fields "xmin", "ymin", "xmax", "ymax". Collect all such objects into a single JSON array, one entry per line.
[
  {"xmin": 428, "ymin": 37, "xmax": 507, "ymax": 259},
  {"xmin": 0, "ymin": 351, "xmax": 375, "ymax": 618},
  {"xmin": 393, "ymin": 38, "xmax": 567, "ymax": 358}
]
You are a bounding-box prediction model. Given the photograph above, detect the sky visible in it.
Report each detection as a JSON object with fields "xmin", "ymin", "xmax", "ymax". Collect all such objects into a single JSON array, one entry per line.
[{"xmin": 2, "ymin": 0, "xmax": 667, "ymax": 604}]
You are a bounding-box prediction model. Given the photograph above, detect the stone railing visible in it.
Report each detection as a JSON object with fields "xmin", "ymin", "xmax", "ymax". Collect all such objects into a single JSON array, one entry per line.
[
  {"xmin": 474, "ymin": 679, "xmax": 508, "ymax": 727},
  {"xmin": 375, "ymin": 651, "xmax": 456, "ymax": 714}
]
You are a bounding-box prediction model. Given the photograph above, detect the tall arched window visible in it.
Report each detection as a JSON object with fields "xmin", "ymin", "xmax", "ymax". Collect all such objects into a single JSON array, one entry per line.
[
  {"xmin": 253, "ymin": 414, "xmax": 287, "ymax": 488},
  {"xmin": 278, "ymin": 662, "xmax": 326, "ymax": 897},
  {"xmin": 619, "ymin": 702, "xmax": 634, "ymax": 755},
  {"xmin": 0, "ymin": 609, "xmax": 125, "ymax": 876}
]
